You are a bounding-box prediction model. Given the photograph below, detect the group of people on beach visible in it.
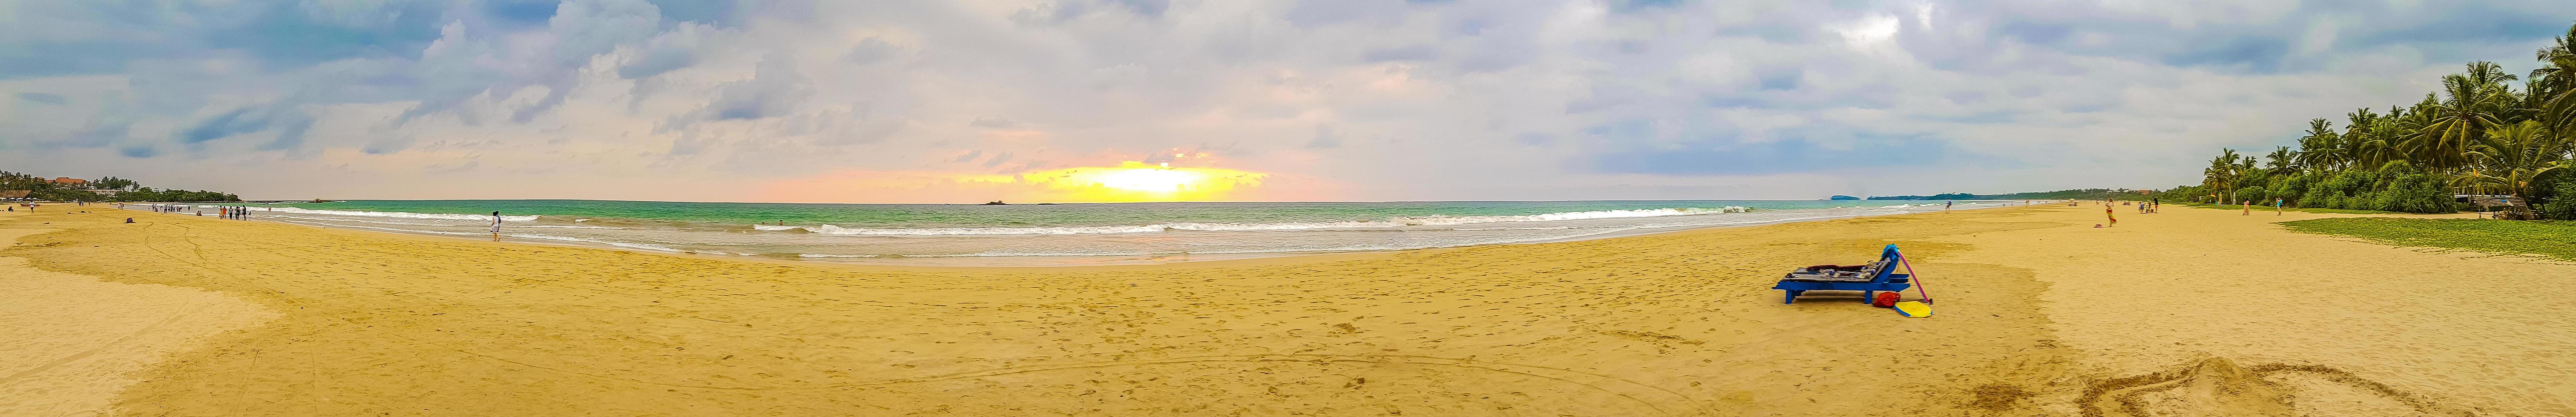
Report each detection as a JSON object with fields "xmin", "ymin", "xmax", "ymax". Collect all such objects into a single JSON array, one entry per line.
[{"xmin": 121, "ymin": 203, "xmax": 253, "ymax": 220}]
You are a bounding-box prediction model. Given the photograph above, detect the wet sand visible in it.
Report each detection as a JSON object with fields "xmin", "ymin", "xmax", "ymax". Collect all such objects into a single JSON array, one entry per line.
[{"xmin": 1, "ymin": 203, "xmax": 2566, "ymax": 416}]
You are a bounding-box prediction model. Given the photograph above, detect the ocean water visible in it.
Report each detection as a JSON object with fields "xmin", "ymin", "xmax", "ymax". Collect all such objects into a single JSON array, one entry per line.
[{"xmin": 136, "ymin": 200, "xmax": 2030, "ymax": 266}]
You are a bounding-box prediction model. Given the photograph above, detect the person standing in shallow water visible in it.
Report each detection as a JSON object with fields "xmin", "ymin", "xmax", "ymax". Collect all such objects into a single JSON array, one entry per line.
[{"xmin": 490, "ymin": 211, "xmax": 503, "ymax": 241}]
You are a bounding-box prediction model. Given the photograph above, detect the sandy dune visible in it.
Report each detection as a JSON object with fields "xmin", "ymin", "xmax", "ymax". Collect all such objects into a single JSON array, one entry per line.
[{"xmin": 0, "ymin": 204, "xmax": 2567, "ymax": 416}]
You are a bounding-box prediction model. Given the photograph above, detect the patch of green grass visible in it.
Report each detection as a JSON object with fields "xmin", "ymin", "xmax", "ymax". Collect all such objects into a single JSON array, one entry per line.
[
  {"xmin": 2277, "ymin": 218, "xmax": 2576, "ymax": 261},
  {"xmin": 2169, "ymin": 203, "xmax": 2408, "ymax": 215}
]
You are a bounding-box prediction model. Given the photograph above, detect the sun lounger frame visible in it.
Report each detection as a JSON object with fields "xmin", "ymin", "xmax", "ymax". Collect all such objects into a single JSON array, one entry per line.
[{"xmin": 1771, "ymin": 244, "xmax": 1913, "ymax": 304}]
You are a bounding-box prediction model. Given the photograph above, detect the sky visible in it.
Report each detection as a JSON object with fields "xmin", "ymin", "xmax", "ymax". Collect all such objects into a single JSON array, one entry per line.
[{"xmin": 4, "ymin": 0, "xmax": 2574, "ymax": 203}]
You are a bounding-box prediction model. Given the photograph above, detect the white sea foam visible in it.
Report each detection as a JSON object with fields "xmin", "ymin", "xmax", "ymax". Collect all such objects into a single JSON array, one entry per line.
[
  {"xmin": 250, "ymin": 201, "xmax": 2011, "ymax": 264},
  {"xmin": 805, "ymin": 223, "xmax": 1170, "ymax": 235},
  {"xmin": 503, "ymin": 233, "xmax": 682, "ymax": 252},
  {"xmin": 788, "ymin": 206, "xmax": 1753, "ymax": 236},
  {"xmin": 264, "ymin": 207, "xmax": 539, "ymax": 222},
  {"xmin": 605, "ymin": 242, "xmax": 683, "ymax": 252},
  {"xmin": 1165, "ymin": 220, "xmax": 1407, "ymax": 231},
  {"xmin": 1391, "ymin": 206, "xmax": 1749, "ymax": 225},
  {"xmin": 273, "ymin": 215, "xmax": 621, "ymax": 229},
  {"xmin": 914, "ymin": 228, "xmax": 1636, "ymax": 257}
]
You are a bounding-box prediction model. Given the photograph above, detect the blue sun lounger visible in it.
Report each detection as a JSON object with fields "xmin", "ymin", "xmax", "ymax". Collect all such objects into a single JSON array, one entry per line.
[{"xmin": 1772, "ymin": 244, "xmax": 1912, "ymax": 304}]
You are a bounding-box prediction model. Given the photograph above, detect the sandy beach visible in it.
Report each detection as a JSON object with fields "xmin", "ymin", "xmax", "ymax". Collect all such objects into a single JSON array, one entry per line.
[{"xmin": 3, "ymin": 203, "xmax": 2570, "ymax": 416}]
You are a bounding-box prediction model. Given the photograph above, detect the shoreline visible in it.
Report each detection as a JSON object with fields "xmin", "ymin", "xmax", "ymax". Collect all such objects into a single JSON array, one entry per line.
[{"xmin": 115, "ymin": 201, "xmax": 2046, "ymax": 267}]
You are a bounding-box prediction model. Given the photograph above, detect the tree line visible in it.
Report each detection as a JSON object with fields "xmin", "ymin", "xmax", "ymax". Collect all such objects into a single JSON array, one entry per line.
[
  {"xmin": 1, "ymin": 171, "xmax": 242, "ymax": 202},
  {"xmin": 2157, "ymin": 23, "xmax": 2576, "ymax": 220},
  {"xmin": 1863, "ymin": 189, "xmax": 2131, "ymax": 201}
]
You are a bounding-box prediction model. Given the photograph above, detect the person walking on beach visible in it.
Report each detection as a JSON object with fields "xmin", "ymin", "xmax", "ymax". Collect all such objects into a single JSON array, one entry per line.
[
  {"xmin": 490, "ymin": 211, "xmax": 503, "ymax": 241},
  {"xmin": 2241, "ymin": 200, "xmax": 2251, "ymax": 215},
  {"xmin": 2105, "ymin": 206, "xmax": 2117, "ymax": 226},
  {"xmin": 1944, "ymin": 200, "xmax": 1953, "ymax": 210}
]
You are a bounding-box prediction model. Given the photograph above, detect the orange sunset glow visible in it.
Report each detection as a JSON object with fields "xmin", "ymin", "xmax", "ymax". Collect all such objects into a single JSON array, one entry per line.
[
  {"xmin": 756, "ymin": 160, "xmax": 1272, "ymax": 203},
  {"xmin": 1004, "ymin": 162, "xmax": 1268, "ymax": 202}
]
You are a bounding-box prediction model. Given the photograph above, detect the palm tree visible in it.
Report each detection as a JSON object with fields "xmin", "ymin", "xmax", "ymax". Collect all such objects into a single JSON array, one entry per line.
[
  {"xmin": 94, "ymin": 176, "xmax": 138, "ymax": 191},
  {"xmin": 2532, "ymin": 23, "xmax": 2576, "ymax": 97},
  {"xmin": 2384, "ymin": 102, "xmax": 2432, "ymax": 167},
  {"xmin": 2544, "ymin": 54, "xmax": 2576, "ymax": 133},
  {"xmin": 2204, "ymin": 149, "xmax": 2242, "ymax": 201},
  {"xmin": 2265, "ymin": 146, "xmax": 2295, "ymax": 172},
  {"xmin": 2409, "ymin": 62, "xmax": 2518, "ymax": 172},
  {"xmin": 2297, "ymin": 118, "xmax": 2341, "ymax": 171},
  {"xmin": 2341, "ymin": 108, "xmax": 2383, "ymax": 170},
  {"xmin": 2537, "ymin": 29, "xmax": 2576, "ymax": 133},
  {"xmin": 2454, "ymin": 120, "xmax": 2569, "ymax": 219}
]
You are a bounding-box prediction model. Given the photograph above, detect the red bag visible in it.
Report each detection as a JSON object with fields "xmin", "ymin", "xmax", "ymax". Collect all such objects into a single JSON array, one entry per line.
[{"xmin": 1872, "ymin": 292, "xmax": 1901, "ymax": 307}]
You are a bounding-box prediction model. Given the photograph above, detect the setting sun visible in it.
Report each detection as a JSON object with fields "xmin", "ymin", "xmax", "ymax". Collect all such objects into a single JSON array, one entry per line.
[
  {"xmin": 1016, "ymin": 162, "xmax": 1267, "ymax": 202},
  {"xmin": 1092, "ymin": 163, "xmax": 1197, "ymax": 193}
]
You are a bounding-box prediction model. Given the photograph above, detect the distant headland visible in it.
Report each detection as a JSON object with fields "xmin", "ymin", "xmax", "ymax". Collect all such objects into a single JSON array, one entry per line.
[{"xmin": 0, "ymin": 171, "xmax": 243, "ymax": 202}]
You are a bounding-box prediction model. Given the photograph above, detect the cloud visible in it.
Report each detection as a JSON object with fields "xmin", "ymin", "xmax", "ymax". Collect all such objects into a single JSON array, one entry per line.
[
  {"xmin": 3, "ymin": 0, "xmax": 2573, "ymax": 201},
  {"xmin": 693, "ymin": 54, "xmax": 811, "ymax": 122},
  {"xmin": 1307, "ymin": 125, "xmax": 1342, "ymax": 149},
  {"xmin": 118, "ymin": 144, "xmax": 159, "ymax": 158},
  {"xmin": 177, "ymin": 109, "xmax": 272, "ymax": 144},
  {"xmin": 969, "ymin": 116, "xmax": 1024, "ymax": 129},
  {"xmin": 15, "ymin": 92, "xmax": 69, "ymax": 105}
]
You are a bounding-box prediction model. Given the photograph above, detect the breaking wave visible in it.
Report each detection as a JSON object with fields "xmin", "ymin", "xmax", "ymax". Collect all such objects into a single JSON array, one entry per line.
[
  {"xmin": 1392, "ymin": 206, "xmax": 1749, "ymax": 225},
  {"xmin": 262, "ymin": 207, "xmax": 540, "ymax": 222},
  {"xmin": 787, "ymin": 206, "xmax": 1754, "ymax": 236}
]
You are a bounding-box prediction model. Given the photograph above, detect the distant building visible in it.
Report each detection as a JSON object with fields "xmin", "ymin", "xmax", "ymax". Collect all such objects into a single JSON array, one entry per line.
[
  {"xmin": 45, "ymin": 177, "xmax": 89, "ymax": 189},
  {"xmin": 0, "ymin": 190, "xmax": 31, "ymax": 200}
]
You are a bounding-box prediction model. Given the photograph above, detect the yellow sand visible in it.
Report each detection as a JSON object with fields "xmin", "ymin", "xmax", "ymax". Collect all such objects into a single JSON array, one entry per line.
[
  {"xmin": 0, "ymin": 204, "xmax": 2567, "ymax": 416},
  {"xmin": 0, "ymin": 211, "xmax": 273, "ymax": 417}
]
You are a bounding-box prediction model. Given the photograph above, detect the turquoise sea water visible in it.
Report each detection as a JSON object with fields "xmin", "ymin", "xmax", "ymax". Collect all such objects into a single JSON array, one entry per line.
[
  {"xmin": 145, "ymin": 199, "xmax": 2025, "ymax": 265},
  {"xmin": 268, "ymin": 199, "xmax": 1939, "ymax": 228}
]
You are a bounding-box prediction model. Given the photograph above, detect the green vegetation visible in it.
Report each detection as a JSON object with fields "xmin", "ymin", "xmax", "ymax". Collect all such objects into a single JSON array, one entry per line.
[
  {"xmin": 2169, "ymin": 202, "xmax": 2411, "ymax": 215},
  {"xmin": 1865, "ymin": 189, "xmax": 2133, "ymax": 200},
  {"xmin": 2156, "ymin": 23, "xmax": 2576, "ymax": 219},
  {"xmin": 2279, "ymin": 218, "xmax": 2576, "ymax": 261},
  {"xmin": 0, "ymin": 170, "xmax": 241, "ymax": 202}
]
